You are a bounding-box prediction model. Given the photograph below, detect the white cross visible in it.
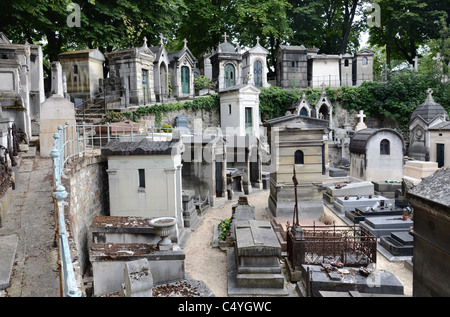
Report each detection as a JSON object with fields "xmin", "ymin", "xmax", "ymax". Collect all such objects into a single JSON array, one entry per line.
[
  {"xmin": 256, "ymin": 36, "xmax": 260, "ymax": 45},
  {"xmin": 413, "ymin": 56, "xmax": 419, "ymax": 70},
  {"xmin": 159, "ymin": 34, "xmax": 164, "ymax": 46},
  {"xmin": 223, "ymin": 32, "xmax": 228, "ymax": 42},
  {"xmin": 143, "ymin": 37, "xmax": 148, "ymax": 48},
  {"xmin": 183, "ymin": 38, "xmax": 188, "ymax": 48},
  {"xmin": 357, "ymin": 110, "xmax": 366, "ymax": 123}
]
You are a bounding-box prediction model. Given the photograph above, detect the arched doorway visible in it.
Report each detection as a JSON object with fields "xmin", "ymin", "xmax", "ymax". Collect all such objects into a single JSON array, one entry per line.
[
  {"xmin": 181, "ymin": 66, "xmax": 190, "ymax": 94},
  {"xmin": 253, "ymin": 60, "xmax": 262, "ymax": 87},
  {"xmin": 224, "ymin": 64, "xmax": 235, "ymax": 88}
]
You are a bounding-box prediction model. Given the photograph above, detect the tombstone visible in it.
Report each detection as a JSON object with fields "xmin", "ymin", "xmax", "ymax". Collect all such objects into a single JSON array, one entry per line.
[
  {"xmin": 323, "ymin": 181, "xmax": 374, "ymax": 204},
  {"xmin": 333, "ymin": 195, "xmax": 390, "ymax": 213},
  {"xmin": 302, "ymin": 263, "xmax": 404, "ymax": 297},
  {"xmin": 39, "ymin": 61, "xmax": 76, "ymax": 156},
  {"xmin": 344, "ymin": 203, "xmax": 404, "ymax": 224},
  {"xmin": 121, "ymin": 258, "xmax": 153, "ymax": 297},
  {"xmin": 359, "ymin": 216, "xmax": 413, "ymax": 238},
  {"xmin": 231, "ymin": 196, "xmax": 255, "ymax": 222},
  {"xmin": 329, "ymin": 167, "xmax": 347, "ymax": 177},
  {"xmin": 379, "ymin": 231, "xmax": 414, "ymax": 257},
  {"xmin": 372, "ymin": 180, "xmax": 402, "ymax": 198},
  {"xmin": 182, "ymin": 190, "xmax": 200, "ymax": 229},
  {"xmin": 227, "ymin": 220, "xmax": 288, "ymax": 295},
  {"xmin": 403, "ymin": 160, "xmax": 439, "ymax": 185},
  {"xmin": 355, "ymin": 110, "xmax": 367, "ymax": 131}
]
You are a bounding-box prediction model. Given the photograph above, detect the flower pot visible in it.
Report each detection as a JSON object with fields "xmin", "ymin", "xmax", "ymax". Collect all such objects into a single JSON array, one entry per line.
[{"xmin": 150, "ymin": 217, "xmax": 177, "ymax": 250}]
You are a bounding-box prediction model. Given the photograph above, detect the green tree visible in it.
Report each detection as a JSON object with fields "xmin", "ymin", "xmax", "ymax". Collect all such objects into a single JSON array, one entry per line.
[{"xmin": 367, "ymin": 0, "xmax": 448, "ymax": 68}]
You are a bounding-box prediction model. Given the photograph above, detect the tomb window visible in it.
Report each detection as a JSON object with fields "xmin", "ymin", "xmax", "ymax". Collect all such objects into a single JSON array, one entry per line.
[
  {"xmin": 362, "ymin": 57, "xmax": 368, "ymax": 65},
  {"xmin": 228, "ymin": 104, "xmax": 232, "ymax": 115},
  {"xmin": 73, "ymin": 65, "xmax": 78, "ymax": 75},
  {"xmin": 344, "ymin": 59, "xmax": 349, "ymax": 67},
  {"xmin": 294, "ymin": 150, "xmax": 304, "ymax": 165},
  {"xmin": 138, "ymin": 169, "xmax": 146, "ymax": 188},
  {"xmin": 380, "ymin": 139, "xmax": 390, "ymax": 155}
]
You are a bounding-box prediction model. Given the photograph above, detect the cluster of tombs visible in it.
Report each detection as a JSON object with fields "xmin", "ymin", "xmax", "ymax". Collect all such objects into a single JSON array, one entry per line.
[
  {"xmin": 80, "ymin": 84, "xmax": 449, "ymax": 297},
  {"xmin": 1, "ymin": 31, "xmax": 449, "ymax": 297}
]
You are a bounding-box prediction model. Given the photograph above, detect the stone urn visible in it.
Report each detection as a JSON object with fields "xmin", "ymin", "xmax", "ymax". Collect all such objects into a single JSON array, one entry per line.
[{"xmin": 150, "ymin": 217, "xmax": 177, "ymax": 250}]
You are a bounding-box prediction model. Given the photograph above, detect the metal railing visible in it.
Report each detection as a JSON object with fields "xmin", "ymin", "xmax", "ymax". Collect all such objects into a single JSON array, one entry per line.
[{"xmin": 286, "ymin": 223, "xmax": 377, "ymax": 269}]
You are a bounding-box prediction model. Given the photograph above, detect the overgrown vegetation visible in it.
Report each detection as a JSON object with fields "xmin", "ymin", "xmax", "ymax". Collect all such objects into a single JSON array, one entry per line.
[
  {"xmin": 118, "ymin": 94, "xmax": 220, "ymax": 123},
  {"xmin": 259, "ymin": 69, "xmax": 449, "ymax": 133},
  {"xmin": 217, "ymin": 218, "xmax": 231, "ymax": 240}
]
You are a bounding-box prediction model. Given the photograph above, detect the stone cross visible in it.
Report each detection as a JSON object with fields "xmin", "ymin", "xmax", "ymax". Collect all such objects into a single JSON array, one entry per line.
[
  {"xmin": 143, "ymin": 36, "xmax": 148, "ymax": 48},
  {"xmin": 159, "ymin": 33, "xmax": 164, "ymax": 46},
  {"xmin": 413, "ymin": 56, "xmax": 419, "ymax": 71},
  {"xmin": 183, "ymin": 38, "xmax": 188, "ymax": 48},
  {"xmin": 321, "ymin": 82, "xmax": 326, "ymax": 91},
  {"xmin": 355, "ymin": 110, "xmax": 367, "ymax": 131},
  {"xmin": 223, "ymin": 32, "xmax": 228, "ymax": 42},
  {"xmin": 51, "ymin": 61, "xmax": 64, "ymax": 97},
  {"xmin": 256, "ymin": 36, "xmax": 260, "ymax": 45},
  {"xmin": 357, "ymin": 110, "xmax": 366, "ymax": 123}
]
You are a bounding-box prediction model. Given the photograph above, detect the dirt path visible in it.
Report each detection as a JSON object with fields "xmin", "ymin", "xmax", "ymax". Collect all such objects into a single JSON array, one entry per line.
[{"xmin": 183, "ymin": 189, "xmax": 413, "ymax": 297}]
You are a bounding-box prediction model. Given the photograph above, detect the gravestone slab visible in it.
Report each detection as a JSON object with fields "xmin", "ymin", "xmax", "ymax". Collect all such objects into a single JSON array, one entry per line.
[
  {"xmin": 324, "ymin": 181, "xmax": 374, "ymax": 203},
  {"xmin": 379, "ymin": 231, "xmax": 413, "ymax": 256},
  {"xmin": 345, "ymin": 206, "xmax": 404, "ymax": 224},
  {"xmin": 0, "ymin": 234, "xmax": 18, "ymax": 290},
  {"xmin": 300, "ymin": 264, "xmax": 404, "ymax": 297},
  {"xmin": 182, "ymin": 190, "xmax": 200, "ymax": 229},
  {"xmin": 329, "ymin": 167, "xmax": 348, "ymax": 177},
  {"xmin": 333, "ymin": 195, "xmax": 390, "ymax": 213},
  {"xmin": 121, "ymin": 258, "xmax": 153, "ymax": 297},
  {"xmin": 229, "ymin": 220, "xmax": 287, "ymax": 294},
  {"xmin": 359, "ymin": 216, "xmax": 413, "ymax": 238}
]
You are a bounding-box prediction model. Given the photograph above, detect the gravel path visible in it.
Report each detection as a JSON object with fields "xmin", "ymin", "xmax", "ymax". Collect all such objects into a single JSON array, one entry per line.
[{"xmin": 183, "ymin": 189, "xmax": 413, "ymax": 297}]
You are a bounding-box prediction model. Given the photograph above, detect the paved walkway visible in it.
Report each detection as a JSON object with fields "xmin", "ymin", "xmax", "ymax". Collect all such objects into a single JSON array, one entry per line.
[{"xmin": 0, "ymin": 149, "xmax": 60, "ymax": 297}]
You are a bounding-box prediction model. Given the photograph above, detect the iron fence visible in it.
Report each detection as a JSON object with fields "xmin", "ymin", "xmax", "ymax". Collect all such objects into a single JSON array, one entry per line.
[{"xmin": 287, "ymin": 223, "xmax": 377, "ymax": 268}]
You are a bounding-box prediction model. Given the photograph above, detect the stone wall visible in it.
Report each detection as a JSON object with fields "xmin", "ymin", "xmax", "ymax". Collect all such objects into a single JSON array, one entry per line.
[{"xmin": 62, "ymin": 155, "xmax": 109, "ymax": 273}]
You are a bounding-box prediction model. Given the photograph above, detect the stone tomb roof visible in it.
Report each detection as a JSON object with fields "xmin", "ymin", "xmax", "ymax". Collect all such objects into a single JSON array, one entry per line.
[
  {"xmin": 349, "ymin": 128, "xmax": 404, "ymax": 155},
  {"xmin": 407, "ymin": 166, "xmax": 450, "ymax": 208},
  {"xmin": 410, "ymin": 89, "xmax": 448, "ymax": 124},
  {"xmin": 101, "ymin": 138, "xmax": 183, "ymax": 156}
]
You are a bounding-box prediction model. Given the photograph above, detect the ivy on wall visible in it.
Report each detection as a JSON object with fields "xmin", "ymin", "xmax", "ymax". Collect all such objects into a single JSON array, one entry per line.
[{"xmin": 259, "ymin": 69, "xmax": 449, "ymax": 132}]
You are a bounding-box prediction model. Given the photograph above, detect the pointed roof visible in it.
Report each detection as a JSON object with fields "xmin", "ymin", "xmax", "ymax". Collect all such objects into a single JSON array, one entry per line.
[
  {"xmin": 410, "ymin": 88, "xmax": 448, "ymax": 124},
  {"xmin": 246, "ymin": 36, "xmax": 268, "ymax": 55}
]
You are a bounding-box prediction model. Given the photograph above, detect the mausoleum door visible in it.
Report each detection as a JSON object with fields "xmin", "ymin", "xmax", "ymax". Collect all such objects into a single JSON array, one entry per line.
[
  {"xmin": 253, "ymin": 60, "xmax": 262, "ymax": 87},
  {"xmin": 245, "ymin": 107, "xmax": 253, "ymax": 136},
  {"xmin": 181, "ymin": 66, "xmax": 190, "ymax": 94},
  {"xmin": 225, "ymin": 64, "xmax": 235, "ymax": 88},
  {"xmin": 160, "ymin": 63, "xmax": 168, "ymax": 97},
  {"xmin": 299, "ymin": 107, "xmax": 308, "ymax": 117},
  {"xmin": 437, "ymin": 143, "xmax": 445, "ymax": 168},
  {"xmin": 142, "ymin": 69, "xmax": 149, "ymax": 104}
]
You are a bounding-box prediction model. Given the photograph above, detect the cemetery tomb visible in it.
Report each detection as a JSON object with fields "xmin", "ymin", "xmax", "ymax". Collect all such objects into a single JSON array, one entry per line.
[
  {"xmin": 344, "ymin": 204, "xmax": 404, "ymax": 224},
  {"xmin": 323, "ymin": 180, "xmax": 374, "ymax": 204},
  {"xmin": 182, "ymin": 190, "xmax": 200, "ymax": 229},
  {"xmin": 300, "ymin": 263, "xmax": 404, "ymax": 297},
  {"xmin": 379, "ymin": 231, "xmax": 414, "ymax": 257},
  {"xmin": 333, "ymin": 195, "xmax": 390, "ymax": 213},
  {"xmin": 359, "ymin": 216, "xmax": 413, "ymax": 238},
  {"xmin": 227, "ymin": 219, "xmax": 288, "ymax": 295}
]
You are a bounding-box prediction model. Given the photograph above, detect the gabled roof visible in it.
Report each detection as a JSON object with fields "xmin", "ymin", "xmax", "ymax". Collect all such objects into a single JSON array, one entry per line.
[{"xmin": 219, "ymin": 83, "xmax": 261, "ymax": 94}]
